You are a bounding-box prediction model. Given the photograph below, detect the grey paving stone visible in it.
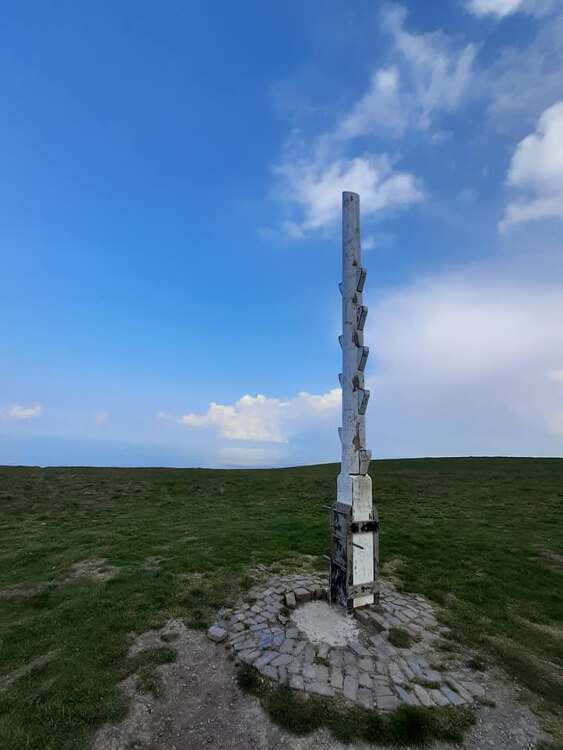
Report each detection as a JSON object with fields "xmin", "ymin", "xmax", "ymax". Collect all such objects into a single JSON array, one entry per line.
[
  {"xmin": 289, "ymin": 674, "xmax": 304, "ymax": 691},
  {"xmin": 207, "ymin": 625, "xmax": 227, "ymax": 642},
  {"xmin": 388, "ymin": 662, "xmax": 405, "ymax": 685},
  {"xmin": 368, "ymin": 612, "xmax": 387, "ymax": 631},
  {"xmin": 329, "ymin": 649, "xmax": 343, "ymax": 667},
  {"xmin": 376, "ymin": 693, "xmax": 399, "ymax": 712},
  {"xmin": 422, "ymin": 669, "xmax": 443, "ymax": 683},
  {"xmin": 344, "ymin": 650, "xmax": 358, "ymax": 667},
  {"xmin": 358, "ymin": 671, "xmax": 372, "ymax": 688},
  {"xmin": 358, "ymin": 657, "xmax": 374, "ymax": 672},
  {"xmin": 305, "ymin": 682, "xmax": 335, "ymax": 697},
  {"xmin": 445, "ymin": 677, "xmax": 474, "ymax": 702},
  {"xmin": 357, "ymin": 687, "xmax": 374, "ymax": 709},
  {"xmin": 395, "ymin": 685, "xmax": 420, "ymax": 706},
  {"xmin": 315, "ymin": 664, "xmax": 330, "ymax": 683},
  {"xmin": 374, "ymin": 660, "xmax": 388, "ymax": 675},
  {"xmin": 398, "ymin": 659, "xmax": 415, "ymax": 680},
  {"xmin": 330, "ymin": 668, "xmax": 344, "ymax": 690},
  {"xmin": 429, "ymin": 688, "xmax": 449, "ymax": 706},
  {"xmin": 302, "ymin": 663, "xmax": 317, "ymax": 680},
  {"xmin": 231, "ymin": 622, "xmax": 246, "ymax": 633},
  {"xmin": 261, "ymin": 665, "xmax": 278, "ymax": 680},
  {"xmin": 286, "ymin": 627, "xmax": 299, "ymax": 639},
  {"xmin": 238, "ymin": 649, "xmax": 261, "ymax": 665},
  {"xmin": 304, "ymin": 644, "xmax": 316, "ymax": 663},
  {"xmin": 354, "ymin": 609, "xmax": 373, "ymax": 627},
  {"xmin": 271, "ymin": 653, "xmax": 293, "ymax": 668},
  {"xmin": 254, "ymin": 650, "xmax": 277, "ymax": 669},
  {"xmin": 317, "ymin": 643, "xmax": 330, "ymax": 659},
  {"xmin": 229, "ymin": 632, "xmax": 248, "ymax": 645},
  {"xmin": 349, "ymin": 641, "xmax": 371, "ymax": 658},
  {"xmin": 293, "ymin": 640, "xmax": 306, "ymax": 656},
  {"xmin": 287, "ymin": 658, "xmax": 303, "ymax": 675},
  {"xmin": 285, "ymin": 592, "xmax": 296, "ymax": 608},
  {"xmin": 278, "ymin": 666, "xmax": 288, "ymax": 685},
  {"xmin": 233, "ymin": 638, "xmax": 256, "ymax": 652},
  {"xmin": 369, "ymin": 634, "xmax": 386, "ymax": 648},
  {"xmin": 413, "ymin": 684, "xmax": 434, "ymax": 707},
  {"xmin": 280, "ymin": 639, "xmax": 296, "ymax": 654},
  {"xmin": 461, "ymin": 680, "xmax": 485, "ymax": 699},
  {"xmin": 385, "ymin": 615, "xmax": 401, "ymax": 627},
  {"xmin": 259, "ymin": 632, "xmax": 274, "ymax": 649},
  {"xmin": 440, "ymin": 685, "xmax": 465, "ymax": 706},
  {"xmin": 343, "ymin": 675, "xmax": 358, "ymax": 701}
]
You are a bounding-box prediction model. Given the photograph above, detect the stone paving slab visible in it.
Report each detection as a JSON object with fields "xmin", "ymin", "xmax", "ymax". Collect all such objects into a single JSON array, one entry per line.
[{"xmin": 207, "ymin": 573, "xmax": 486, "ymax": 714}]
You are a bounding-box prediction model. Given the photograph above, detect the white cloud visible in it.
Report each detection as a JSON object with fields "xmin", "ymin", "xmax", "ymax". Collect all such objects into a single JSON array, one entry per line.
[
  {"xmin": 275, "ymin": 154, "xmax": 422, "ymax": 233},
  {"xmin": 467, "ymin": 0, "xmax": 556, "ymax": 17},
  {"xmin": 366, "ymin": 259, "xmax": 563, "ymax": 455},
  {"xmin": 485, "ymin": 8, "xmax": 563, "ymax": 130},
  {"xmin": 500, "ymin": 101, "xmax": 563, "ymax": 231},
  {"xmin": 381, "ymin": 6, "xmax": 477, "ymax": 131},
  {"xmin": 272, "ymin": 4, "xmax": 477, "ymax": 236},
  {"xmin": 1, "ymin": 403, "xmax": 43, "ymax": 421},
  {"xmin": 338, "ymin": 67, "xmax": 408, "ymax": 138},
  {"xmin": 467, "ymin": 0, "xmax": 524, "ymax": 17},
  {"xmin": 159, "ymin": 388, "xmax": 341, "ymax": 444},
  {"xmin": 335, "ymin": 7, "xmax": 476, "ymax": 139}
]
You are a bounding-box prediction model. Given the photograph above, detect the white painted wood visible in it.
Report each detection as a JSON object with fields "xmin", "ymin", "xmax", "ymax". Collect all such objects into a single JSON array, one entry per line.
[{"xmin": 334, "ymin": 191, "xmax": 377, "ymax": 609}]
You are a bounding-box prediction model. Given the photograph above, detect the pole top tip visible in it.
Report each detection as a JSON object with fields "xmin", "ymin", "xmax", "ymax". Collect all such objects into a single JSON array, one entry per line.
[{"xmin": 342, "ymin": 191, "xmax": 360, "ymax": 201}]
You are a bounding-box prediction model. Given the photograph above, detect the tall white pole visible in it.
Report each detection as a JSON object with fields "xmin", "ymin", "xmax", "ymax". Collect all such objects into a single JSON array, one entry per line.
[{"xmin": 331, "ymin": 192, "xmax": 379, "ymax": 611}]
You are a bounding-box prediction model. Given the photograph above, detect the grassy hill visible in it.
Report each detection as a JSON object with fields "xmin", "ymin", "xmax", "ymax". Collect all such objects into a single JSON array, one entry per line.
[{"xmin": 0, "ymin": 458, "xmax": 562, "ymax": 748}]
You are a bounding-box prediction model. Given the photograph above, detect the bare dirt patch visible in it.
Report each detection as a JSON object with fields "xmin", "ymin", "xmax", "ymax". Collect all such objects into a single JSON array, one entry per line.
[
  {"xmin": 0, "ymin": 583, "xmax": 49, "ymax": 600},
  {"xmin": 537, "ymin": 548, "xmax": 563, "ymax": 573},
  {"xmin": 65, "ymin": 558, "xmax": 119, "ymax": 583},
  {"xmin": 143, "ymin": 556, "xmax": 165, "ymax": 571},
  {"xmin": 93, "ymin": 619, "xmax": 549, "ymax": 750}
]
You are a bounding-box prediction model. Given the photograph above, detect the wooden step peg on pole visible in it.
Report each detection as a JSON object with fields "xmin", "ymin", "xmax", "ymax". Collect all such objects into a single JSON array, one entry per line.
[
  {"xmin": 358, "ymin": 389, "xmax": 370, "ymax": 415},
  {"xmin": 358, "ymin": 346, "xmax": 369, "ymax": 371}
]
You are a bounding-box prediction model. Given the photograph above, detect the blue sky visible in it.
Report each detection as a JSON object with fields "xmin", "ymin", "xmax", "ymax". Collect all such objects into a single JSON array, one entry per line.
[{"xmin": 2, "ymin": 0, "xmax": 563, "ymax": 467}]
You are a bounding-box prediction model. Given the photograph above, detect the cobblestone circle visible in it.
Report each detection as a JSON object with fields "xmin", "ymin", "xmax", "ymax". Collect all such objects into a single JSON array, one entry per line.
[{"xmin": 207, "ymin": 574, "xmax": 486, "ymax": 712}]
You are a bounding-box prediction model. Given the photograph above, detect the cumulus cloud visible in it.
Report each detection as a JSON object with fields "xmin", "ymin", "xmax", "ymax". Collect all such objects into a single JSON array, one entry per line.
[
  {"xmin": 275, "ymin": 154, "xmax": 422, "ymax": 234},
  {"xmin": 380, "ymin": 6, "xmax": 476, "ymax": 131},
  {"xmin": 337, "ymin": 7, "xmax": 476, "ymax": 137},
  {"xmin": 1, "ymin": 403, "xmax": 43, "ymax": 421},
  {"xmin": 158, "ymin": 388, "xmax": 341, "ymax": 444},
  {"xmin": 485, "ymin": 8, "xmax": 563, "ymax": 130},
  {"xmin": 500, "ymin": 101, "xmax": 563, "ymax": 231},
  {"xmin": 467, "ymin": 0, "xmax": 525, "ymax": 17},
  {"xmin": 272, "ymin": 5, "xmax": 478, "ymax": 236},
  {"xmin": 366, "ymin": 259, "xmax": 563, "ymax": 455},
  {"xmin": 467, "ymin": 0, "xmax": 556, "ymax": 17},
  {"xmin": 338, "ymin": 67, "xmax": 408, "ymax": 138}
]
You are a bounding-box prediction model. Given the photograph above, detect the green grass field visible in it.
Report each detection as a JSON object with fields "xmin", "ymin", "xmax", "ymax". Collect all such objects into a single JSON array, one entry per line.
[{"xmin": 1, "ymin": 458, "xmax": 562, "ymax": 749}]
